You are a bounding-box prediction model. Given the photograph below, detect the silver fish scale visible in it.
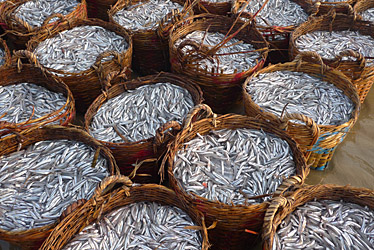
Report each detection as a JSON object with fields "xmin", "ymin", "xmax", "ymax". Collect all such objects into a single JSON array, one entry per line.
[
  {"xmin": 237, "ymin": 0, "xmax": 308, "ymax": 27},
  {"xmin": 90, "ymin": 82, "xmax": 194, "ymax": 143},
  {"xmin": 0, "ymin": 82, "xmax": 67, "ymax": 125},
  {"xmin": 14, "ymin": 0, "xmax": 79, "ymax": 28},
  {"xmin": 34, "ymin": 25, "xmax": 129, "ymax": 74},
  {"xmin": 0, "ymin": 48, "xmax": 5, "ymax": 66},
  {"xmin": 173, "ymin": 128, "xmax": 296, "ymax": 205},
  {"xmin": 175, "ymin": 30, "xmax": 261, "ymax": 74},
  {"xmin": 360, "ymin": 8, "xmax": 374, "ymax": 23},
  {"xmin": 62, "ymin": 201, "xmax": 202, "ymax": 250},
  {"xmin": 246, "ymin": 71, "xmax": 355, "ymax": 126},
  {"xmin": 295, "ymin": 30, "xmax": 374, "ymax": 66},
  {"xmin": 112, "ymin": 0, "xmax": 184, "ymax": 31},
  {"xmin": 273, "ymin": 200, "xmax": 374, "ymax": 250},
  {"xmin": 0, "ymin": 139, "xmax": 109, "ymax": 231}
]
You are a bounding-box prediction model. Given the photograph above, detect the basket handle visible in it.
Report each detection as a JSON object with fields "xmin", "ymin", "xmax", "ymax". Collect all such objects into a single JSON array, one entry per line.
[
  {"xmin": 157, "ymin": 8, "xmax": 182, "ymax": 40},
  {"xmin": 335, "ymin": 49, "xmax": 366, "ymax": 70},
  {"xmin": 41, "ymin": 13, "xmax": 67, "ymax": 27},
  {"xmin": 273, "ymin": 175, "xmax": 304, "ymax": 197},
  {"xmin": 92, "ymin": 50, "xmax": 124, "ymax": 80},
  {"xmin": 155, "ymin": 120, "xmax": 182, "ymax": 147},
  {"xmin": 94, "ymin": 175, "xmax": 133, "ymax": 199},
  {"xmin": 183, "ymin": 104, "xmax": 214, "ymax": 131},
  {"xmin": 280, "ymin": 112, "xmax": 320, "ymax": 152},
  {"xmin": 294, "ymin": 51, "xmax": 328, "ymax": 75},
  {"xmin": 59, "ymin": 198, "xmax": 87, "ymax": 222},
  {"xmin": 13, "ymin": 50, "xmax": 50, "ymax": 75}
]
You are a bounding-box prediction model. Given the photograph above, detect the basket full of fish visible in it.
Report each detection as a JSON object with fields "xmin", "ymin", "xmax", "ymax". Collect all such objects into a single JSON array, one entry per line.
[
  {"xmin": 0, "ymin": 126, "xmax": 118, "ymax": 249},
  {"xmin": 25, "ymin": 18, "xmax": 133, "ymax": 113},
  {"xmin": 243, "ymin": 52, "xmax": 360, "ymax": 170},
  {"xmin": 109, "ymin": 0, "xmax": 191, "ymax": 75},
  {"xmin": 0, "ymin": 53, "xmax": 75, "ymax": 139},
  {"xmin": 39, "ymin": 176, "xmax": 209, "ymax": 250},
  {"xmin": 0, "ymin": 37, "xmax": 10, "ymax": 68},
  {"xmin": 85, "ymin": 72, "xmax": 203, "ymax": 183},
  {"xmin": 290, "ymin": 12, "xmax": 374, "ymax": 103},
  {"xmin": 163, "ymin": 104, "xmax": 309, "ymax": 250},
  {"xmin": 262, "ymin": 183, "xmax": 374, "ymax": 250},
  {"xmin": 0, "ymin": 0, "xmax": 87, "ymax": 49},
  {"xmin": 169, "ymin": 14, "xmax": 268, "ymax": 113}
]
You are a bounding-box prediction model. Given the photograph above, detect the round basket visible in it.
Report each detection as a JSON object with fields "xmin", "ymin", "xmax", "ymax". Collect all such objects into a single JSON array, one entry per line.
[
  {"xmin": 0, "ymin": 125, "xmax": 118, "ymax": 250},
  {"xmin": 169, "ymin": 14, "xmax": 268, "ymax": 113},
  {"xmin": 310, "ymin": 1, "xmax": 358, "ymax": 16},
  {"xmin": 0, "ymin": 0, "xmax": 87, "ymax": 50},
  {"xmin": 243, "ymin": 52, "xmax": 360, "ymax": 170},
  {"xmin": 109, "ymin": 0, "xmax": 190, "ymax": 75},
  {"xmin": 39, "ymin": 175, "xmax": 210, "ymax": 250},
  {"xmin": 163, "ymin": 104, "xmax": 310, "ymax": 250},
  {"xmin": 290, "ymin": 12, "xmax": 374, "ymax": 103},
  {"xmin": 0, "ymin": 51, "xmax": 75, "ymax": 139},
  {"xmin": 26, "ymin": 18, "xmax": 133, "ymax": 113},
  {"xmin": 85, "ymin": 72, "xmax": 203, "ymax": 183},
  {"xmin": 0, "ymin": 36, "xmax": 11, "ymax": 68},
  {"xmin": 262, "ymin": 183, "xmax": 374, "ymax": 250},
  {"xmin": 86, "ymin": 0, "xmax": 118, "ymax": 20}
]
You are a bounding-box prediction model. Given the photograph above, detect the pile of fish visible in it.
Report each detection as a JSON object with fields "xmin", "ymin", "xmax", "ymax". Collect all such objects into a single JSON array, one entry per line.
[
  {"xmin": 0, "ymin": 139, "xmax": 109, "ymax": 231},
  {"xmin": 0, "ymin": 48, "xmax": 5, "ymax": 66},
  {"xmin": 236, "ymin": 0, "xmax": 308, "ymax": 27},
  {"xmin": 90, "ymin": 82, "xmax": 194, "ymax": 143},
  {"xmin": 273, "ymin": 200, "xmax": 374, "ymax": 249},
  {"xmin": 173, "ymin": 128, "xmax": 296, "ymax": 205},
  {"xmin": 246, "ymin": 71, "xmax": 355, "ymax": 126},
  {"xmin": 14, "ymin": 0, "xmax": 79, "ymax": 28},
  {"xmin": 62, "ymin": 201, "xmax": 202, "ymax": 250},
  {"xmin": 112, "ymin": 0, "xmax": 184, "ymax": 31},
  {"xmin": 0, "ymin": 82, "xmax": 67, "ymax": 125},
  {"xmin": 359, "ymin": 8, "xmax": 374, "ymax": 22},
  {"xmin": 34, "ymin": 25, "xmax": 128, "ymax": 73},
  {"xmin": 295, "ymin": 30, "xmax": 374, "ymax": 66},
  {"xmin": 175, "ymin": 31, "xmax": 261, "ymax": 74}
]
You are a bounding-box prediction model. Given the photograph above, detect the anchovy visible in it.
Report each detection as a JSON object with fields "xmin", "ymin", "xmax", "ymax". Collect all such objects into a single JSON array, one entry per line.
[
  {"xmin": 0, "ymin": 82, "xmax": 67, "ymax": 127},
  {"xmin": 273, "ymin": 199, "xmax": 374, "ymax": 249},
  {"xmin": 34, "ymin": 25, "xmax": 129, "ymax": 73},
  {"xmin": 62, "ymin": 201, "xmax": 202, "ymax": 250},
  {"xmin": 360, "ymin": 8, "xmax": 374, "ymax": 23},
  {"xmin": 173, "ymin": 128, "xmax": 296, "ymax": 205},
  {"xmin": 246, "ymin": 70, "xmax": 355, "ymax": 125},
  {"xmin": 112, "ymin": 0, "xmax": 184, "ymax": 31},
  {"xmin": 14, "ymin": 0, "xmax": 79, "ymax": 28},
  {"xmin": 295, "ymin": 30, "xmax": 374, "ymax": 66},
  {"xmin": 90, "ymin": 82, "xmax": 194, "ymax": 143},
  {"xmin": 0, "ymin": 139, "xmax": 109, "ymax": 231},
  {"xmin": 175, "ymin": 30, "xmax": 261, "ymax": 74}
]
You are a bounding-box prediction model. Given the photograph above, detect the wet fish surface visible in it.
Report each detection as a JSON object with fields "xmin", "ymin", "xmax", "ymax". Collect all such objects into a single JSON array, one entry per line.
[
  {"xmin": 237, "ymin": 0, "xmax": 308, "ymax": 27},
  {"xmin": 175, "ymin": 30, "xmax": 261, "ymax": 74},
  {"xmin": 34, "ymin": 25, "xmax": 129, "ymax": 73},
  {"xmin": 360, "ymin": 8, "xmax": 374, "ymax": 23},
  {"xmin": 0, "ymin": 139, "xmax": 109, "ymax": 231},
  {"xmin": 273, "ymin": 199, "xmax": 374, "ymax": 249},
  {"xmin": 90, "ymin": 82, "xmax": 194, "ymax": 143},
  {"xmin": 0, "ymin": 82, "xmax": 67, "ymax": 125},
  {"xmin": 246, "ymin": 70, "xmax": 355, "ymax": 125},
  {"xmin": 14, "ymin": 0, "xmax": 79, "ymax": 28},
  {"xmin": 295, "ymin": 30, "xmax": 374, "ymax": 66},
  {"xmin": 173, "ymin": 128, "xmax": 296, "ymax": 205},
  {"xmin": 62, "ymin": 201, "xmax": 202, "ymax": 250},
  {"xmin": 112, "ymin": 0, "xmax": 184, "ymax": 31}
]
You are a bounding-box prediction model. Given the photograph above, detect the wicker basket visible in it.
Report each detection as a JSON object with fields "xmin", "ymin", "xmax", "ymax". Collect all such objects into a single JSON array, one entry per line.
[
  {"xmin": 0, "ymin": 51, "xmax": 75, "ymax": 139},
  {"xmin": 354, "ymin": 0, "xmax": 374, "ymax": 19},
  {"xmin": 290, "ymin": 12, "xmax": 374, "ymax": 103},
  {"xmin": 86, "ymin": 0, "xmax": 117, "ymax": 20},
  {"xmin": 194, "ymin": 0, "xmax": 232, "ymax": 16},
  {"xmin": 109, "ymin": 0, "xmax": 191, "ymax": 75},
  {"xmin": 0, "ymin": 36, "xmax": 11, "ymax": 68},
  {"xmin": 163, "ymin": 104, "xmax": 309, "ymax": 250},
  {"xmin": 0, "ymin": 0, "xmax": 87, "ymax": 50},
  {"xmin": 243, "ymin": 52, "xmax": 361, "ymax": 170},
  {"xmin": 0, "ymin": 125, "xmax": 118, "ymax": 250},
  {"xmin": 25, "ymin": 18, "xmax": 133, "ymax": 113},
  {"xmin": 169, "ymin": 14, "xmax": 268, "ymax": 113},
  {"xmin": 39, "ymin": 175, "xmax": 210, "ymax": 250},
  {"xmin": 85, "ymin": 72, "xmax": 203, "ymax": 183},
  {"xmin": 309, "ymin": 1, "xmax": 358, "ymax": 16},
  {"xmin": 262, "ymin": 183, "xmax": 374, "ymax": 250}
]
